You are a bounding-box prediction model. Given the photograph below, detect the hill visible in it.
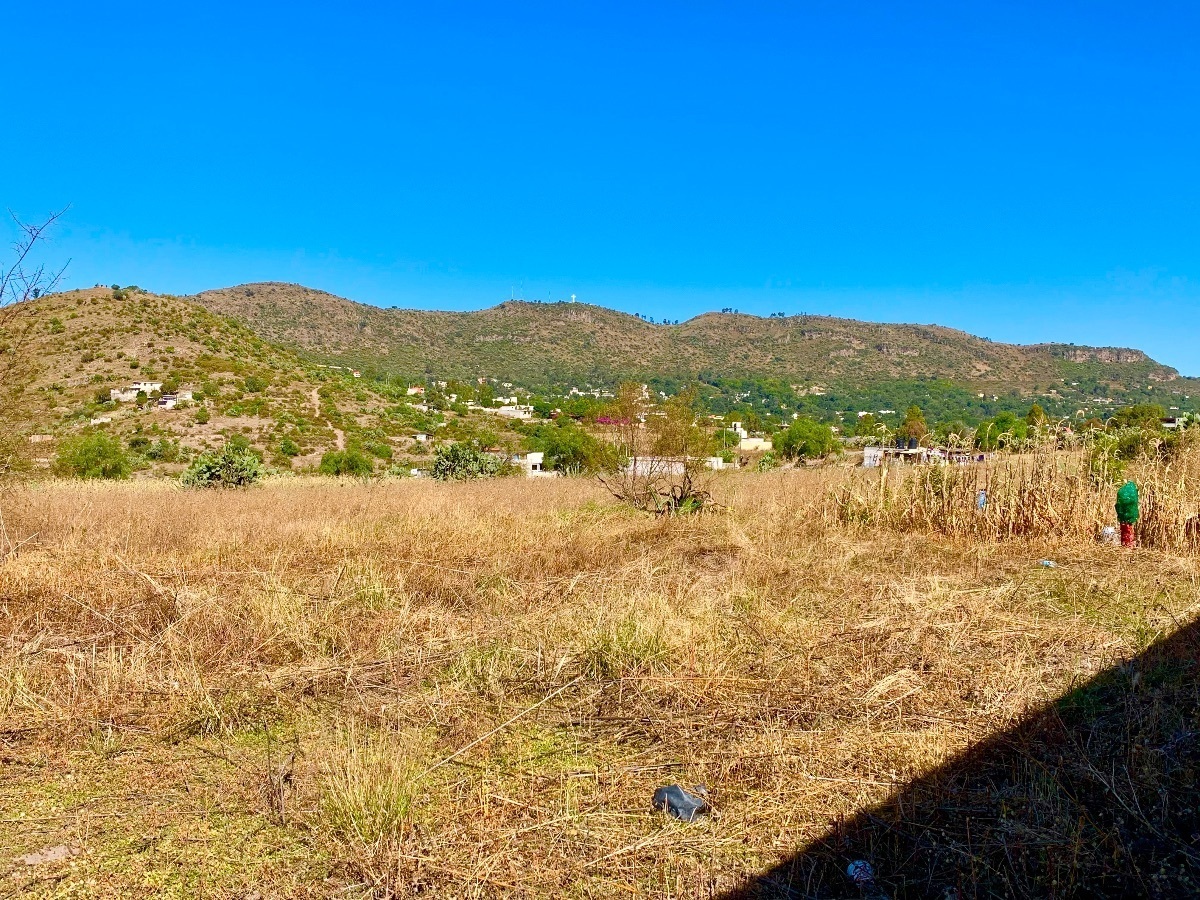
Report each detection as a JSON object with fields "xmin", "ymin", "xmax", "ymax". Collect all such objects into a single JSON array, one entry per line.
[
  {"xmin": 189, "ymin": 283, "xmax": 1196, "ymax": 409},
  {"xmin": 0, "ymin": 287, "xmax": 530, "ymax": 476}
]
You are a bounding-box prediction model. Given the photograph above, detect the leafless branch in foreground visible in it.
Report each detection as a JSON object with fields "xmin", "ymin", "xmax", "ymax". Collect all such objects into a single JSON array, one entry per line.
[
  {"xmin": 1, "ymin": 205, "xmax": 71, "ymax": 310},
  {"xmin": 1, "ymin": 206, "xmax": 70, "ymax": 484}
]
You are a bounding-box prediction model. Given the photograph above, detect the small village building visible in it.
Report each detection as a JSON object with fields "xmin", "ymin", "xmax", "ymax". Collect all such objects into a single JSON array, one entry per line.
[
  {"xmin": 494, "ymin": 404, "xmax": 534, "ymax": 420},
  {"xmin": 739, "ymin": 437, "xmax": 773, "ymax": 452},
  {"xmin": 510, "ymin": 451, "xmax": 553, "ymax": 477},
  {"xmin": 623, "ymin": 456, "xmax": 689, "ymax": 477}
]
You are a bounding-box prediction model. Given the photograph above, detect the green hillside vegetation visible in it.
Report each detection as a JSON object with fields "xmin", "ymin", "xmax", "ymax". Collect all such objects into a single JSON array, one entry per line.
[
  {"xmin": 188, "ymin": 283, "xmax": 1199, "ymax": 419},
  {"xmin": 6, "ymin": 284, "xmax": 1196, "ymax": 486},
  {"xmin": 0, "ymin": 287, "xmax": 536, "ymax": 478},
  {"xmin": 185, "ymin": 283, "xmax": 1200, "ymax": 435}
]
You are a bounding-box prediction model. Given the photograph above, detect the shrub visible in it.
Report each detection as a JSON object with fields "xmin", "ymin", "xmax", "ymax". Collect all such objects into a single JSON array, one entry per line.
[
  {"xmin": 431, "ymin": 442, "xmax": 504, "ymax": 481},
  {"xmin": 194, "ymin": 407, "xmax": 210, "ymax": 425},
  {"xmin": 319, "ymin": 449, "xmax": 374, "ymax": 477},
  {"xmin": 146, "ymin": 439, "xmax": 181, "ymax": 462},
  {"xmin": 531, "ymin": 423, "xmax": 616, "ymax": 474},
  {"xmin": 181, "ymin": 444, "xmax": 263, "ymax": 488},
  {"xmin": 279, "ymin": 438, "xmax": 301, "ymax": 457},
  {"xmin": 53, "ymin": 434, "xmax": 131, "ymax": 480},
  {"xmin": 757, "ymin": 451, "xmax": 780, "ymax": 472},
  {"xmin": 776, "ymin": 417, "xmax": 839, "ymax": 461},
  {"xmin": 244, "ymin": 375, "xmax": 267, "ymax": 393},
  {"xmin": 364, "ymin": 441, "xmax": 393, "ymax": 460}
]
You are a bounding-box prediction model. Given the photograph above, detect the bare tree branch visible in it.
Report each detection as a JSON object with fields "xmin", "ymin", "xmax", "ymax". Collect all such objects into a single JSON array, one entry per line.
[
  {"xmin": 0, "ymin": 205, "xmax": 71, "ymax": 309},
  {"xmin": 0, "ymin": 205, "xmax": 70, "ymax": 482}
]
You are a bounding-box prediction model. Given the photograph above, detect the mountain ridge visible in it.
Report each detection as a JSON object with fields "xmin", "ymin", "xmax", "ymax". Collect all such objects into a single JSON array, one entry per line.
[{"xmin": 187, "ymin": 282, "xmax": 1188, "ymax": 398}]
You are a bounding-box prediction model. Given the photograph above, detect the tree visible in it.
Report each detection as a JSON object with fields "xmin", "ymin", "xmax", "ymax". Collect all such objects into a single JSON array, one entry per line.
[
  {"xmin": 853, "ymin": 414, "xmax": 879, "ymax": 438},
  {"xmin": 319, "ymin": 448, "xmax": 374, "ymax": 477},
  {"xmin": 975, "ymin": 412, "xmax": 1027, "ymax": 450},
  {"xmin": 1110, "ymin": 404, "xmax": 1166, "ymax": 430},
  {"xmin": 896, "ymin": 405, "xmax": 928, "ymax": 443},
  {"xmin": 53, "ymin": 434, "xmax": 131, "ymax": 480},
  {"xmin": 532, "ymin": 422, "xmax": 615, "ymax": 474},
  {"xmin": 935, "ymin": 420, "xmax": 971, "ymax": 446},
  {"xmin": 597, "ymin": 386, "xmax": 714, "ymax": 515},
  {"xmin": 1025, "ymin": 403, "xmax": 1048, "ymax": 427},
  {"xmin": 775, "ymin": 417, "xmax": 838, "ymax": 461}
]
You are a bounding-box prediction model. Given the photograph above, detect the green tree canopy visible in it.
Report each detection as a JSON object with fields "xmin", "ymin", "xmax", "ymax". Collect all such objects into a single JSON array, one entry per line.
[
  {"xmin": 319, "ymin": 449, "xmax": 374, "ymax": 477},
  {"xmin": 531, "ymin": 423, "xmax": 615, "ymax": 474},
  {"xmin": 53, "ymin": 434, "xmax": 131, "ymax": 480},
  {"xmin": 896, "ymin": 405, "xmax": 928, "ymax": 443},
  {"xmin": 775, "ymin": 417, "xmax": 839, "ymax": 461}
]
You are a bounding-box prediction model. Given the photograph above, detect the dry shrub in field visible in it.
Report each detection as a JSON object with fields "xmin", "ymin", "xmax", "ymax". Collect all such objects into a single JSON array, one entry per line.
[{"xmin": 596, "ymin": 383, "xmax": 717, "ymax": 515}]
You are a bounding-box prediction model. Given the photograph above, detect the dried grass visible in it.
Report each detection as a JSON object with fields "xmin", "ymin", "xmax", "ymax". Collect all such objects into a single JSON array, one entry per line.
[{"xmin": 0, "ymin": 469, "xmax": 1196, "ymax": 896}]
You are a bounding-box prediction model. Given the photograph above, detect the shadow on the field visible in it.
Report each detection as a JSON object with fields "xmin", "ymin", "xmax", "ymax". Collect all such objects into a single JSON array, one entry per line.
[{"xmin": 720, "ymin": 617, "xmax": 1200, "ymax": 899}]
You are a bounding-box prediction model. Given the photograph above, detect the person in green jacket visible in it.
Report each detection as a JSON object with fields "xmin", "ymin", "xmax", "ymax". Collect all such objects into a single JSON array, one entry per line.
[{"xmin": 1116, "ymin": 480, "xmax": 1139, "ymax": 547}]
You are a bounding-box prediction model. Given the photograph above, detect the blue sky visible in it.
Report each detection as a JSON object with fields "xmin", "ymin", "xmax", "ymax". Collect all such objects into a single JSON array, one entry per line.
[{"xmin": 6, "ymin": 2, "xmax": 1199, "ymax": 373}]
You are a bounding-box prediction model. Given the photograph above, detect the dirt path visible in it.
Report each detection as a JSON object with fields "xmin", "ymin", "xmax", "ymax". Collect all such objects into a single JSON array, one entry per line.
[{"xmin": 311, "ymin": 387, "xmax": 345, "ymax": 450}]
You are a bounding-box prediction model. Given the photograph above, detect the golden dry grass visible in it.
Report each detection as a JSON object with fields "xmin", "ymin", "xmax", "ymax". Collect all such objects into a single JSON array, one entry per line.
[{"xmin": 1, "ymin": 470, "xmax": 1197, "ymax": 897}]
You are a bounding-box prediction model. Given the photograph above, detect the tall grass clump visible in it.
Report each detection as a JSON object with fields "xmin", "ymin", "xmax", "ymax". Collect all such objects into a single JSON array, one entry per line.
[
  {"xmin": 835, "ymin": 426, "xmax": 1200, "ymax": 548},
  {"xmin": 323, "ymin": 728, "xmax": 421, "ymax": 854}
]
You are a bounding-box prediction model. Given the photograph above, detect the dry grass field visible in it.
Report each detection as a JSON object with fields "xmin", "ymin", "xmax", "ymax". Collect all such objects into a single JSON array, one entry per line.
[{"xmin": 1, "ymin": 464, "xmax": 1197, "ymax": 898}]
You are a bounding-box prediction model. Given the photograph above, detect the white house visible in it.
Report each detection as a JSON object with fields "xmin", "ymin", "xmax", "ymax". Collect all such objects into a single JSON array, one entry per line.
[
  {"xmin": 622, "ymin": 456, "xmax": 689, "ymax": 477},
  {"xmin": 739, "ymin": 437, "xmax": 773, "ymax": 452},
  {"xmin": 494, "ymin": 405, "xmax": 533, "ymax": 420},
  {"xmin": 512, "ymin": 451, "xmax": 553, "ymax": 477},
  {"xmin": 406, "ymin": 385, "xmax": 425, "ymax": 396},
  {"xmin": 413, "ymin": 433, "xmax": 429, "ymax": 443},
  {"xmin": 110, "ymin": 388, "xmax": 138, "ymax": 402},
  {"xmin": 132, "ymin": 381, "xmax": 163, "ymax": 393}
]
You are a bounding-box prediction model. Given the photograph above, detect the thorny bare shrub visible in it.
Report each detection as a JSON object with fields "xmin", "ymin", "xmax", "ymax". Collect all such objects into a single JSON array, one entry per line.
[{"xmin": 597, "ymin": 382, "xmax": 716, "ymax": 514}]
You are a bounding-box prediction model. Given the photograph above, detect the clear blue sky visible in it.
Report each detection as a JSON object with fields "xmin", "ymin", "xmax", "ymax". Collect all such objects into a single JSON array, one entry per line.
[{"xmin": 6, "ymin": 1, "xmax": 1199, "ymax": 373}]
